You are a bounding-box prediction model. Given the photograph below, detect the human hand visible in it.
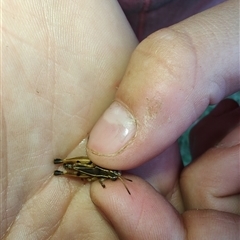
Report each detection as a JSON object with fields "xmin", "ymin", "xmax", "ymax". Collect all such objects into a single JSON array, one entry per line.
[
  {"xmin": 2, "ymin": 0, "xmax": 239, "ymax": 239},
  {"xmin": 91, "ymin": 99, "xmax": 240, "ymax": 239},
  {"xmin": 1, "ymin": 1, "xmax": 137, "ymax": 239},
  {"xmin": 87, "ymin": 0, "xmax": 239, "ymax": 169},
  {"xmin": 87, "ymin": 0, "xmax": 240, "ymax": 239}
]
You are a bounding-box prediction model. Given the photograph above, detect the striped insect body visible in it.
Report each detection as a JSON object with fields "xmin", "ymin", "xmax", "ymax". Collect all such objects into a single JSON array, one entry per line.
[{"xmin": 53, "ymin": 157, "xmax": 132, "ymax": 194}]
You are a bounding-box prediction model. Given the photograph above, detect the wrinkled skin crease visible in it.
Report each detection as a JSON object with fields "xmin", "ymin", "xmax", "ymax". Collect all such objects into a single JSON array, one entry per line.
[
  {"xmin": 1, "ymin": 1, "xmax": 137, "ymax": 239},
  {"xmin": 1, "ymin": 0, "xmax": 239, "ymax": 239}
]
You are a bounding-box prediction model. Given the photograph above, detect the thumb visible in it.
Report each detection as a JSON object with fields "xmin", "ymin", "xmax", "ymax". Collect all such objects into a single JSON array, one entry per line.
[{"xmin": 87, "ymin": 0, "xmax": 239, "ymax": 169}]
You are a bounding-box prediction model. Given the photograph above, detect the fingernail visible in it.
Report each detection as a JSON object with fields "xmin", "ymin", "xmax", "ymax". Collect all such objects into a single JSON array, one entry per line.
[{"xmin": 88, "ymin": 102, "xmax": 136, "ymax": 155}]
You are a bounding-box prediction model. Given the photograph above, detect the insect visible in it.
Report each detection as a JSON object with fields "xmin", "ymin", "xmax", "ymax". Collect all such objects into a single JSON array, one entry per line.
[{"xmin": 53, "ymin": 157, "xmax": 132, "ymax": 194}]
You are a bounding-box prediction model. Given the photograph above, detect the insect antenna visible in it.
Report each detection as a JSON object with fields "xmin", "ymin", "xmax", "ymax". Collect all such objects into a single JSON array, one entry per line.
[{"xmin": 118, "ymin": 176, "xmax": 132, "ymax": 195}]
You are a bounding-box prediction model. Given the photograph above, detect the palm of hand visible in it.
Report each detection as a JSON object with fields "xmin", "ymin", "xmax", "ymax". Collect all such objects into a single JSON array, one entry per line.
[{"xmin": 1, "ymin": 1, "xmax": 136, "ymax": 238}]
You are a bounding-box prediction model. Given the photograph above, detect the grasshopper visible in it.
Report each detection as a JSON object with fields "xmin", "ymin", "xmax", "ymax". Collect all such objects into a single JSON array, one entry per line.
[{"xmin": 53, "ymin": 157, "xmax": 132, "ymax": 194}]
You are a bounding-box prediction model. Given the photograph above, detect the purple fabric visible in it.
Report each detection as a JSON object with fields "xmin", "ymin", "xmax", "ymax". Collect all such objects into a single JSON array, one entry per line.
[{"xmin": 118, "ymin": 0, "xmax": 225, "ymax": 41}]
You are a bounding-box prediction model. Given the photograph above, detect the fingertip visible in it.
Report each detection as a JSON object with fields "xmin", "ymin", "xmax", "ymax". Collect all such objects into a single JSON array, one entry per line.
[
  {"xmin": 90, "ymin": 176, "xmax": 184, "ymax": 240},
  {"xmin": 87, "ymin": 101, "xmax": 137, "ymax": 156}
]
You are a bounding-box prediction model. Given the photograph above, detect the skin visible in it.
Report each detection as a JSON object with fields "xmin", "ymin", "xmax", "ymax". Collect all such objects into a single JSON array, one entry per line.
[{"xmin": 1, "ymin": 0, "xmax": 239, "ymax": 239}]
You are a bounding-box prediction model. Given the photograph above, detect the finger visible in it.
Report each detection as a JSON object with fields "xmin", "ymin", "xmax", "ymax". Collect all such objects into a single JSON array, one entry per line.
[
  {"xmin": 182, "ymin": 210, "xmax": 240, "ymax": 240},
  {"xmin": 91, "ymin": 176, "xmax": 240, "ymax": 239},
  {"xmin": 87, "ymin": 0, "xmax": 239, "ymax": 169},
  {"xmin": 190, "ymin": 99, "xmax": 240, "ymax": 159},
  {"xmin": 91, "ymin": 176, "xmax": 185, "ymax": 240},
  {"xmin": 181, "ymin": 129, "xmax": 240, "ymax": 214}
]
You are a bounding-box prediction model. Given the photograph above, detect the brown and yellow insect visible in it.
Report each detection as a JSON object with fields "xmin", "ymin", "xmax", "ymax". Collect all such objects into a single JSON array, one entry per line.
[{"xmin": 53, "ymin": 157, "xmax": 132, "ymax": 194}]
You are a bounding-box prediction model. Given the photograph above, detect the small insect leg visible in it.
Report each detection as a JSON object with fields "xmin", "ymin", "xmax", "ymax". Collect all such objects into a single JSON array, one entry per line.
[{"xmin": 99, "ymin": 179, "xmax": 106, "ymax": 188}]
